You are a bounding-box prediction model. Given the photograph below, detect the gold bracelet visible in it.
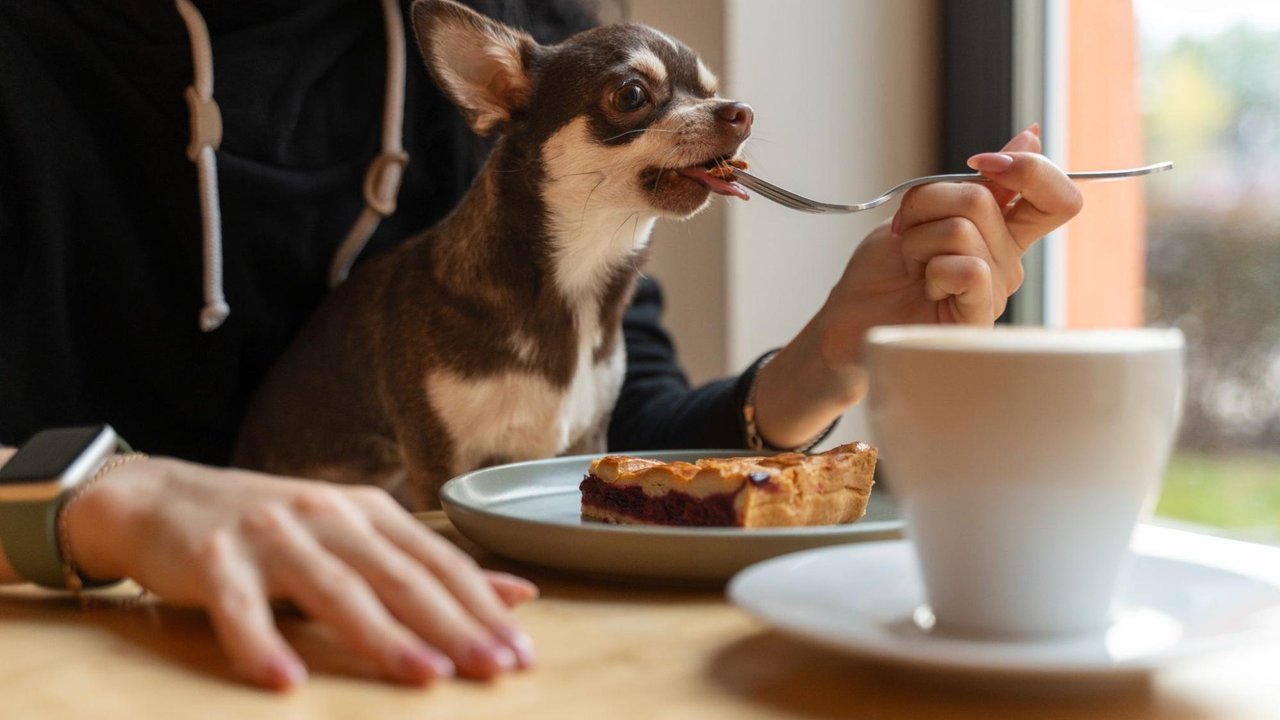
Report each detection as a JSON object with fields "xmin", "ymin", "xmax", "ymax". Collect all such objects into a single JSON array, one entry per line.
[
  {"xmin": 56, "ymin": 452, "xmax": 147, "ymax": 607},
  {"xmin": 742, "ymin": 351, "xmax": 834, "ymax": 453},
  {"xmin": 742, "ymin": 351, "xmax": 781, "ymax": 451}
]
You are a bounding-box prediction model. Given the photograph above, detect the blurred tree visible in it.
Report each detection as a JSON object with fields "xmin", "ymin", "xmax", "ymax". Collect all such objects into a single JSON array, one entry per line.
[
  {"xmin": 1142, "ymin": 26, "xmax": 1280, "ymax": 453},
  {"xmin": 1145, "ymin": 41, "xmax": 1234, "ymax": 196}
]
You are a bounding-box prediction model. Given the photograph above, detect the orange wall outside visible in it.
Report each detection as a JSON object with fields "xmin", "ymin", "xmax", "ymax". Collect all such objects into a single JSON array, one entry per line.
[{"xmin": 1065, "ymin": 0, "xmax": 1146, "ymax": 328}]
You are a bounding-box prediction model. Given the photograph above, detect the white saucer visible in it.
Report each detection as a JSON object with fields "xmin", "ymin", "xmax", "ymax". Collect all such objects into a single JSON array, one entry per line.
[{"xmin": 727, "ymin": 540, "xmax": 1280, "ymax": 677}]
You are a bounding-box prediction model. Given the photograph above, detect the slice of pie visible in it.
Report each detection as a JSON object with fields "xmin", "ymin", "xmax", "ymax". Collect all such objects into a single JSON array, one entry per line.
[{"xmin": 579, "ymin": 443, "xmax": 877, "ymax": 528}]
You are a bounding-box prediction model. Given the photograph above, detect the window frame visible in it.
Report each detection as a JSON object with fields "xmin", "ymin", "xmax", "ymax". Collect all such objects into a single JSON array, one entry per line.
[{"xmin": 940, "ymin": 0, "xmax": 1068, "ymax": 326}]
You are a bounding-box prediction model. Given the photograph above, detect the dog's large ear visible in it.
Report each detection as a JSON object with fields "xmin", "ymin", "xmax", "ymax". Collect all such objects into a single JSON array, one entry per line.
[{"xmin": 411, "ymin": 0, "xmax": 539, "ymax": 136}]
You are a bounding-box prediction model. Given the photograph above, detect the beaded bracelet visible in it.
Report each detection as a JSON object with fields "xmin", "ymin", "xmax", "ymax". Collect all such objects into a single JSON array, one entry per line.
[{"xmin": 741, "ymin": 350, "xmax": 837, "ymax": 453}]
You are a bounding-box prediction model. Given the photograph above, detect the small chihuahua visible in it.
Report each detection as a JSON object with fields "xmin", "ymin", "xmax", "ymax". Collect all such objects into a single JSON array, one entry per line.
[{"xmin": 234, "ymin": 0, "xmax": 753, "ymax": 509}]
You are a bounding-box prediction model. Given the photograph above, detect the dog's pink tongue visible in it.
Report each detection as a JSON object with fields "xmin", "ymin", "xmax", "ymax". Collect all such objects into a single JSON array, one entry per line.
[{"xmin": 676, "ymin": 167, "xmax": 749, "ymax": 200}]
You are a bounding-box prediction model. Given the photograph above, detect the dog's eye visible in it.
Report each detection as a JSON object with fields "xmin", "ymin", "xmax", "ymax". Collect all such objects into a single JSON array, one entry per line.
[{"xmin": 612, "ymin": 83, "xmax": 650, "ymax": 113}]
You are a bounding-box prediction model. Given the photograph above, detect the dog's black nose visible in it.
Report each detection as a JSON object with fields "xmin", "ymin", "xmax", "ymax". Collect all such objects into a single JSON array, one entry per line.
[{"xmin": 716, "ymin": 102, "xmax": 754, "ymax": 139}]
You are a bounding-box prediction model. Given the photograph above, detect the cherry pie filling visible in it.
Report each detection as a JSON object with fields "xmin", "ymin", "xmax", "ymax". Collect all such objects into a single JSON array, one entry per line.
[{"xmin": 579, "ymin": 474, "xmax": 743, "ymax": 526}]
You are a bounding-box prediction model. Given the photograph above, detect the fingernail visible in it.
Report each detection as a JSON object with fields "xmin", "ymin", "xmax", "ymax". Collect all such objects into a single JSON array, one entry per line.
[
  {"xmin": 1028, "ymin": 122, "xmax": 1041, "ymax": 137},
  {"xmin": 499, "ymin": 627, "xmax": 537, "ymax": 669},
  {"xmin": 967, "ymin": 153, "xmax": 1014, "ymax": 173},
  {"xmin": 491, "ymin": 642, "xmax": 518, "ymax": 671},
  {"xmin": 262, "ymin": 658, "xmax": 307, "ymax": 690},
  {"xmin": 462, "ymin": 638, "xmax": 518, "ymax": 677},
  {"xmin": 398, "ymin": 645, "xmax": 455, "ymax": 684},
  {"xmin": 890, "ymin": 210, "xmax": 903, "ymax": 237}
]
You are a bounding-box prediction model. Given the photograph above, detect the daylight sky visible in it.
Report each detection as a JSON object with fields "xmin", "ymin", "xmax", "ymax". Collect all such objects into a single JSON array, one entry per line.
[{"xmin": 1134, "ymin": 0, "xmax": 1280, "ymax": 46}]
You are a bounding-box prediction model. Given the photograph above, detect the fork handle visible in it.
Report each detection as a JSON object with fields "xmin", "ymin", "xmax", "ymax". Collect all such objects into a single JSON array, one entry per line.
[
  {"xmin": 947, "ymin": 161, "xmax": 1174, "ymax": 184},
  {"xmin": 1063, "ymin": 161, "xmax": 1174, "ymax": 181}
]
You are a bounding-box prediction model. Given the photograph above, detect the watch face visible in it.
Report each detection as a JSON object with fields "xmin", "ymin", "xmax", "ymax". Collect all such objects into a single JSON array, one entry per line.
[{"xmin": 0, "ymin": 426, "xmax": 109, "ymax": 484}]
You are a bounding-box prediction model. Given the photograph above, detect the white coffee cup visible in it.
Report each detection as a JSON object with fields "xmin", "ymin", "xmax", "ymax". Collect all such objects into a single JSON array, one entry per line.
[{"xmin": 865, "ymin": 325, "xmax": 1184, "ymax": 639}]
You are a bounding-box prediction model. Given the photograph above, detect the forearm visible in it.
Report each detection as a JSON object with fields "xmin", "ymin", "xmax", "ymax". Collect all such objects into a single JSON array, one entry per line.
[{"xmin": 615, "ymin": 276, "xmax": 854, "ymax": 451}]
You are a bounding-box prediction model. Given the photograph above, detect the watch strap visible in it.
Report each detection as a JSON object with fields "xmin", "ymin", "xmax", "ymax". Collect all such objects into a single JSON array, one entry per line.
[
  {"xmin": 0, "ymin": 427, "xmax": 133, "ymax": 590},
  {"xmin": 0, "ymin": 497, "xmax": 70, "ymax": 589}
]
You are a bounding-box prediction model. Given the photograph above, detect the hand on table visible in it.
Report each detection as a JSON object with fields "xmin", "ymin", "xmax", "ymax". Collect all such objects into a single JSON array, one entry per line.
[
  {"xmin": 47, "ymin": 456, "xmax": 537, "ymax": 690},
  {"xmin": 752, "ymin": 126, "xmax": 1085, "ymax": 448}
]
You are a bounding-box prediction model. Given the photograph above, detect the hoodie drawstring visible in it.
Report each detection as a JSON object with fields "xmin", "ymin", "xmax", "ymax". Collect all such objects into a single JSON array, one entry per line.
[
  {"xmin": 329, "ymin": 0, "xmax": 410, "ymax": 288},
  {"xmin": 174, "ymin": 0, "xmax": 409, "ymax": 332},
  {"xmin": 174, "ymin": 0, "xmax": 228, "ymax": 332}
]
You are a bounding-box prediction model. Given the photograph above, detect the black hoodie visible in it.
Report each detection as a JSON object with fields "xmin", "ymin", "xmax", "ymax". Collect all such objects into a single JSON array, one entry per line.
[{"xmin": 0, "ymin": 0, "xmax": 779, "ymax": 464}]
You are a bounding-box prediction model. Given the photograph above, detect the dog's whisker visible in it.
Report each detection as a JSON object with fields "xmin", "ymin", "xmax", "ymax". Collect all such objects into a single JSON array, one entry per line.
[
  {"xmin": 650, "ymin": 144, "xmax": 685, "ymax": 192},
  {"xmin": 573, "ymin": 175, "xmax": 609, "ymax": 239},
  {"xmin": 599, "ymin": 127, "xmax": 681, "ymax": 144},
  {"xmin": 550, "ymin": 169, "xmax": 609, "ymax": 181},
  {"xmin": 626, "ymin": 214, "xmax": 644, "ymax": 257},
  {"xmin": 609, "ymin": 212, "xmax": 640, "ymax": 252}
]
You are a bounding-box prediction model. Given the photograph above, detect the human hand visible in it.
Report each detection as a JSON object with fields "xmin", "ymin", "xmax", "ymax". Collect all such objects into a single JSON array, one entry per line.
[
  {"xmin": 60, "ymin": 457, "xmax": 538, "ymax": 690},
  {"xmin": 825, "ymin": 124, "xmax": 1082, "ymax": 331},
  {"xmin": 751, "ymin": 126, "xmax": 1083, "ymax": 448}
]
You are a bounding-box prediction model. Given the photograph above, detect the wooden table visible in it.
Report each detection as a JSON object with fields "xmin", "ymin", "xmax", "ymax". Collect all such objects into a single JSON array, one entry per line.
[{"xmin": 3, "ymin": 514, "xmax": 1278, "ymax": 719}]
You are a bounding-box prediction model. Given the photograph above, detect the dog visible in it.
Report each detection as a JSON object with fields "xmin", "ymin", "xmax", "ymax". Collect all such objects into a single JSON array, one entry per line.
[{"xmin": 233, "ymin": 0, "xmax": 753, "ymax": 509}]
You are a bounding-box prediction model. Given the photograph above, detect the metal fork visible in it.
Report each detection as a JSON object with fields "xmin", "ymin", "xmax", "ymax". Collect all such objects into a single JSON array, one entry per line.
[{"xmin": 731, "ymin": 161, "xmax": 1174, "ymax": 214}]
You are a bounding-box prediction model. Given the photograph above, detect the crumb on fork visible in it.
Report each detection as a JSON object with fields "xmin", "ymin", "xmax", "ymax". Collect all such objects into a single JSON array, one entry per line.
[{"xmin": 706, "ymin": 158, "xmax": 748, "ymax": 180}]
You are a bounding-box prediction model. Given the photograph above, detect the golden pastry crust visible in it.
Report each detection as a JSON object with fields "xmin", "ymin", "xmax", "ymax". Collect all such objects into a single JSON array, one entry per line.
[{"xmin": 582, "ymin": 442, "xmax": 877, "ymax": 528}]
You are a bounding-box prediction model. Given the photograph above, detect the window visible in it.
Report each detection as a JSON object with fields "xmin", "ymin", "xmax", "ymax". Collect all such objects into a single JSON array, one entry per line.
[
  {"xmin": 1066, "ymin": 0, "xmax": 1280, "ymax": 543},
  {"xmin": 1136, "ymin": 0, "xmax": 1280, "ymax": 543},
  {"xmin": 944, "ymin": 0, "xmax": 1279, "ymax": 543}
]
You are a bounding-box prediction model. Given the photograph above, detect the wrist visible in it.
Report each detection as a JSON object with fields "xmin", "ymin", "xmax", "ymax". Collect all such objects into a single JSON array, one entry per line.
[
  {"xmin": 752, "ymin": 314, "xmax": 868, "ymax": 449},
  {"xmin": 63, "ymin": 457, "xmax": 166, "ymax": 583}
]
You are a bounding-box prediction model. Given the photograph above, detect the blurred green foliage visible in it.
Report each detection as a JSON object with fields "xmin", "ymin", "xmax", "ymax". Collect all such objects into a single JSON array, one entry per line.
[
  {"xmin": 1157, "ymin": 452, "xmax": 1280, "ymax": 544},
  {"xmin": 1141, "ymin": 21, "xmax": 1280, "ymax": 542}
]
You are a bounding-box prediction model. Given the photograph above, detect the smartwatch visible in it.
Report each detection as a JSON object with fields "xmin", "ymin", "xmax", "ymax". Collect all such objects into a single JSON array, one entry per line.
[{"xmin": 0, "ymin": 425, "xmax": 128, "ymax": 589}]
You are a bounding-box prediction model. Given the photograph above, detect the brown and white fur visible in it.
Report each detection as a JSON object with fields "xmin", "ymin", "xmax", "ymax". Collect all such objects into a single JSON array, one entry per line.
[{"xmin": 233, "ymin": 0, "xmax": 753, "ymax": 509}]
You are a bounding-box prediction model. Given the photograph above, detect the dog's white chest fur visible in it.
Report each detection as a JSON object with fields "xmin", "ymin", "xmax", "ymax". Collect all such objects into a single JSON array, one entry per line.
[{"xmin": 424, "ymin": 308, "xmax": 625, "ymax": 476}]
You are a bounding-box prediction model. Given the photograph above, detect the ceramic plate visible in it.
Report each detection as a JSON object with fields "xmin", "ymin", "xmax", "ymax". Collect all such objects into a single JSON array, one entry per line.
[
  {"xmin": 728, "ymin": 539, "xmax": 1280, "ymax": 677},
  {"xmin": 438, "ymin": 449, "xmax": 901, "ymax": 584}
]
